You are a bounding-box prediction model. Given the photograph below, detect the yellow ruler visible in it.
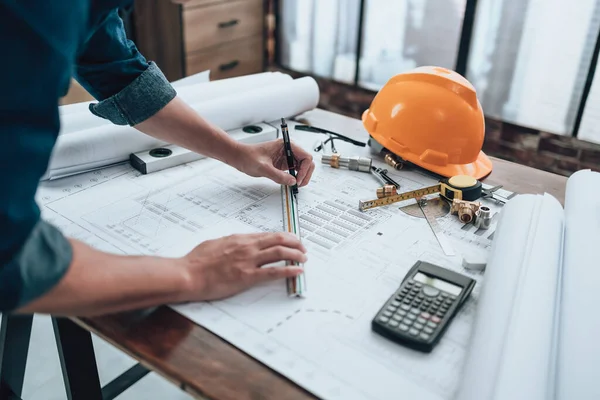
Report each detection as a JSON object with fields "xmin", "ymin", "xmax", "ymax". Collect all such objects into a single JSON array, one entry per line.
[{"xmin": 359, "ymin": 184, "xmax": 442, "ymax": 211}]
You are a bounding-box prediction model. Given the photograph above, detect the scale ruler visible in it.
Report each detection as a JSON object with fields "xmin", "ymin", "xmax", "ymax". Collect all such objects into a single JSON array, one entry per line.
[
  {"xmin": 418, "ymin": 199, "xmax": 455, "ymax": 257},
  {"xmin": 281, "ymin": 184, "xmax": 306, "ymax": 297}
]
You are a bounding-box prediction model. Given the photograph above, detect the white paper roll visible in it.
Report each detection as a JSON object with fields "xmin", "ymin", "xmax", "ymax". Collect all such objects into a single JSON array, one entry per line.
[
  {"xmin": 44, "ymin": 76, "xmax": 320, "ymax": 180},
  {"xmin": 58, "ymin": 72, "xmax": 294, "ymax": 135}
]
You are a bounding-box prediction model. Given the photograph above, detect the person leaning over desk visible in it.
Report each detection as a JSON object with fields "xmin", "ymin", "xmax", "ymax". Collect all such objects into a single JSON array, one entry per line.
[{"xmin": 0, "ymin": 1, "xmax": 314, "ymax": 316}]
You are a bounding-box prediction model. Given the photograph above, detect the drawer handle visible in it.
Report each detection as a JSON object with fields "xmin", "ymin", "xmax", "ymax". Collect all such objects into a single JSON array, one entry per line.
[
  {"xmin": 218, "ymin": 19, "xmax": 239, "ymax": 28},
  {"xmin": 219, "ymin": 60, "xmax": 239, "ymax": 71}
]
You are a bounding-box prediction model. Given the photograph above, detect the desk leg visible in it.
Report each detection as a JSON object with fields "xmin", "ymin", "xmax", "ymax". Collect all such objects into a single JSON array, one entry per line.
[
  {"xmin": 52, "ymin": 317, "xmax": 103, "ymax": 400},
  {"xmin": 0, "ymin": 313, "xmax": 33, "ymax": 398}
]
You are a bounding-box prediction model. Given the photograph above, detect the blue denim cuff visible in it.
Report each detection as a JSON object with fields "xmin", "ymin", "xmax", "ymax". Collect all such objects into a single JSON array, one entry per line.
[
  {"xmin": 88, "ymin": 62, "xmax": 176, "ymax": 126},
  {"xmin": 0, "ymin": 220, "xmax": 73, "ymax": 312}
]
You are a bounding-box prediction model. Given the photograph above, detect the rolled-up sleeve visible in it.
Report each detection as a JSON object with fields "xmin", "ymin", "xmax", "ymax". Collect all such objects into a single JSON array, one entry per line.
[{"xmin": 74, "ymin": 8, "xmax": 176, "ymax": 125}]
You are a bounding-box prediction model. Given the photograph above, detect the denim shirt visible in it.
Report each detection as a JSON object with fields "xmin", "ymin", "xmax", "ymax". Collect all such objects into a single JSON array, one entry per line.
[{"xmin": 0, "ymin": 0, "xmax": 176, "ymax": 311}]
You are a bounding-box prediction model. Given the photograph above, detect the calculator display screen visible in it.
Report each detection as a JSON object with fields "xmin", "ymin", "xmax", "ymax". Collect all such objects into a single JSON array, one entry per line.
[{"xmin": 414, "ymin": 272, "xmax": 462, "ymax": 296}]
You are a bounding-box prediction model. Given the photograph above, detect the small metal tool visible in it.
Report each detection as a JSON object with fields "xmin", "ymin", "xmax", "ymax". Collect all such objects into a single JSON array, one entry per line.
[
  {"xmin": 450, "ymin": 199, "xmax": 481, "ymax": 224},
  {"xmin": 371, "ymin": 166, "xmax": 401, "ymax": 189},
  {"xmin": 321, "ymin": 154, "xmax": 372, "ymax": 172},
  {"xmin": 481, "ymin": 185, "xmax": 506, "ymax": 204},
  {"xmin": 474, "ymin": 206, "xmax": 492, "ymax": 230}
]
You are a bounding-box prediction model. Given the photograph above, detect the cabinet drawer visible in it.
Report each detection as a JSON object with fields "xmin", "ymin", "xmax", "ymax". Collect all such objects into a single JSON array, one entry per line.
[
  {"xmin": 183, "ymin": 0, "xmax": 263, "ymax": 53},
  {"xmin": 179, "ymin": 0, "xmax": 228, "ymax": 9},
  {"xmin": 186, "ymin": 35, "xmax": 263, "ymax": 80}
]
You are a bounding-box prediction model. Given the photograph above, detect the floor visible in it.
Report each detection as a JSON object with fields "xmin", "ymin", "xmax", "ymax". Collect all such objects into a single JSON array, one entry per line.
[{"xmin": 1, "ymin": 314, "xmax": 193, "ymax": 400}]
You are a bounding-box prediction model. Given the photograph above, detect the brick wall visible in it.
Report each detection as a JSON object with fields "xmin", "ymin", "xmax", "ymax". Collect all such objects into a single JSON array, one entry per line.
[{"xmin": 265, "ymin": 2, "xmax": 600, "ymax": 176}]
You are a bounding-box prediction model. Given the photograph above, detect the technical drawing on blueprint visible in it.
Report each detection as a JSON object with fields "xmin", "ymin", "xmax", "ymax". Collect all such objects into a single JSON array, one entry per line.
[{"xmin": 37, "ymin": 128, "xmax": 510, "ymax": 400}]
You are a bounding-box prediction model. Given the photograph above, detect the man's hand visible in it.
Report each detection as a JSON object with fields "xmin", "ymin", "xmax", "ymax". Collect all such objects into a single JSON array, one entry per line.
[
  {"xmin": 234, "ymin": 140, "xmax": 315, "ymax": 187},
  {"xmin": 181, "ymin": 232, "xmax": 306, "ymax": 301}
]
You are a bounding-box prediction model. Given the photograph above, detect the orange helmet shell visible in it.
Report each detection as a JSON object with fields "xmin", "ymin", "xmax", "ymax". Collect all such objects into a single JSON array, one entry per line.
[{"xmin": 362, "ymin": 66, "xmax": 492, "ymax": 179}]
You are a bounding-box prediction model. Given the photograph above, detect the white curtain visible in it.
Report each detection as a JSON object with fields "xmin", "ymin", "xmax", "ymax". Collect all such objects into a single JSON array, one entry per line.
[{"xmin": 280, "ymin": 0, "xmax": 360, "ymax": 83}]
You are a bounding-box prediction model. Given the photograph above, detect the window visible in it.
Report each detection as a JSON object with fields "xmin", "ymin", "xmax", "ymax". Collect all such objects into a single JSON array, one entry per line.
[
  {"xmin": 275, "ymin": 0, "xmax": 600, "ymax": 144},
  {"xmin": 359, "ymin": 0, "xmax": 466, "ymax": 90},
  {"xmin": 467, "ymin": 0, "xmax": 600, "ymax": 136}
]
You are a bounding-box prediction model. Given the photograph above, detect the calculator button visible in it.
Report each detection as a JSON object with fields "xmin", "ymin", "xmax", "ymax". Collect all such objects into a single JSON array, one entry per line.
[
  {"xmin": 434, "ymin": 300, "xmax": 442, "ymax": 306},
  {"xmin": 392, "ymin": 314, "xmax": 403, "ymax": 321},
  {"xmin": 403, "ymin": 298, "xmax": 411, "ymax": 304},
  {"xmin": 436, "ymin": 295, "xmax": 445, "ymax": 302},
  {"xmin": 402, "ymin": 318, "xmax": 413, "ymax": 325},
  {"xmin": 431, "ymin": 316, "xmax": 441, "ymax": 324},
  {"xmin": 396, "ymin": 310, "xmax": 407, "ymax": 317},
  {"xmin": 400, "ymin": 289, "xmax": 409, "ymax": 295},
  {"xmin": 410, "ymin": 307, "xmax": 420, "ymax": 314},
  {"xmin": 388, "ymin": 320, "xmax": 399, "ymax": 328},
  {"xmin": 436, "ymin": 312, "xmax": 445, "ymax": 318},
  {"xmin": 448, "ymin": 295, "xmax": 457, "ymax": 301},
  {"xmin": 423, "ymin": 327, "xmax": 434, "ymax": 334},
  {"xmin": 386, "ymin": 306, "xmax": 397, "ymax": 313},
  {"xmin": 400, "ymin": 304, "xmax": 410, "ymax": 311},
  {"xmin": 409, "ymin": 328, "xmax": 419, "ymax": 336},
  {"xmin": 406, "ymin": 280, "xmax": 415, "ymax": 286},
  {"xmin": 379, "ymin": 316, "xmax": 390, "ymax": 323},
  {"xmin": 426, "ymin": 321, "xmax": 437, "ymax": 328},
  {"xmin": 398, "ymin": 324, "xmax": 409, "ymax": 332},
  {"xmin": 391, "ymin": 300, "xmax": 401, "ymax": 307},
  {"xmin": 416, "ymin": 317, "xmax": 427, "ymax": 325},
  {"xmin": 414, "ymin": 282, "xmax": 423, "ymax": 288},
  {"xmin": 423, "ymin": 286, "xmax": 439, "ymax": 297},
  {"xmin": 420, "ymin": 312, "xmax": 431, "ymax": 319},
  {"xmin": 419, "ymin": 304, "xmax": 428, "ymax": 311},
  {"xmin": 417, "ymin": 294, "xmax": 424, "ymax": 299},
  {"xmin": 406, "ymin": 313, "xmax": 417, "ymax": 320},
  {"xmin": 444, "ymin": 298, "xmax": 453, "ymax": 305},
  {"xmin": 440, "ymin": 292, "xmax": 448, "ymax": 298},
  {"xmin": 413, "ymin": 323, "xmax": 424, "ymax": 330},
  {"xmin": 383, "ymin": 311, "xmax": 393, "ymax": 317},
  {"xmin": 419, "ymin": 333, "xmax": 430, "ymax": 341}
]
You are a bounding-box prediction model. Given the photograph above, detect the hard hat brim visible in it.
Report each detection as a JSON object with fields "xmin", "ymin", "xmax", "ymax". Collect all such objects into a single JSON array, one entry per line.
[{"xmin": 405, "ymin": 150, "xmax": 493, "ymax": 180}]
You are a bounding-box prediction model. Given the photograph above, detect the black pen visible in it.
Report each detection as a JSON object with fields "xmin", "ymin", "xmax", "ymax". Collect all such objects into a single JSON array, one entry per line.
[{"xmin": 280, "ymin": 118, "xmax": 298, "ymax": 194}]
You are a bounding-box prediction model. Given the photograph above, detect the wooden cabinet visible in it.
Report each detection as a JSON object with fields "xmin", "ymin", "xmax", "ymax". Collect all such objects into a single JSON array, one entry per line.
[{"xmin": 133, "ymin": 0, "xmax": 267, "ymax": 82}]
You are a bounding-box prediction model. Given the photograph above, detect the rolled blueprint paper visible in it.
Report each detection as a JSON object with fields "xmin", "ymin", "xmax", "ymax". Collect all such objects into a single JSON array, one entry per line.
[
  {"xmin": 44, "ymin": 76, "xmax": 320, "ymax": 180},
  {"xmin": 456, "ymin": 193, "xmax": 564, "ymax": 400},
  {"xmin": 58, "ymin": 72, "xmax": 294, "ymax": 135}
]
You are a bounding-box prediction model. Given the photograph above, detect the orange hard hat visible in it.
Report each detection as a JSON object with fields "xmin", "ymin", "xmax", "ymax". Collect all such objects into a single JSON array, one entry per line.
[{"xmin": 362, "ymin": 66, "xmax": 492, "ymax": 179}]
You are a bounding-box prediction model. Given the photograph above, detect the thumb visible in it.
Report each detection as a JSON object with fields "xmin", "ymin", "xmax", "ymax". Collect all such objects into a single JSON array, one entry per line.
[{"xmin": 263, "ymin": 164, "xmax": 296, "ymax": 186}]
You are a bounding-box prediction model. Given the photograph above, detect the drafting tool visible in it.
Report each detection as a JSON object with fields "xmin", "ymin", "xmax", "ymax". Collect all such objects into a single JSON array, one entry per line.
[
  {"xmin": 281, "ymin": 183, "xmax": 306, "ymax": 297},
  {"xmin": 359, "ymin": 175, "xmax": 483, "ymax": 212},
  {"xmin": 321, "ymin": 154, "xmax": 372, "ymax": 172},
  {"xmin": 281, "ymin": 118, "xmax": 298, "ymax": 194},
  {"xmin": 419, "ymin": 199, "xmax": 456, "ymax": 256},
  {"xmin": 130, "ymin": 124, "xmax": 277, "ymax": 174}
]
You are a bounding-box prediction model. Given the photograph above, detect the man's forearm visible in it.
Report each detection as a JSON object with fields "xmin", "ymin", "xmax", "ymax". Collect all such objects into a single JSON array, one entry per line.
[
  {"xmin": 16, "ymin": 239, "xmax": 191, "ymax": 317},
  {"xmin": 134, "ymin": 96, "xmax": 245, "ymax": 167}
]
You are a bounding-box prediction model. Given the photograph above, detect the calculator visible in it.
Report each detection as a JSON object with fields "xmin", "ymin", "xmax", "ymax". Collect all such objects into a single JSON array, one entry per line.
[{"xmin": 371, "ymin": 260, "xmax": 475, "ymax": 353}]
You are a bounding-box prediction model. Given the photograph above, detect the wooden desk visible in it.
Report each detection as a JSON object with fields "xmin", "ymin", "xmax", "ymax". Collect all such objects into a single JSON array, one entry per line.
[{"xmin": 68, "ymin": 109, "xmax": 565, "ymax": 399}]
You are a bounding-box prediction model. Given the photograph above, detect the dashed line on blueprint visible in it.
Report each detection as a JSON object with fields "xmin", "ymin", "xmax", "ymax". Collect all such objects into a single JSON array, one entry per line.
[{"xmin": 266, "ymin": 308, "xmax": 354, "ymax": 334}]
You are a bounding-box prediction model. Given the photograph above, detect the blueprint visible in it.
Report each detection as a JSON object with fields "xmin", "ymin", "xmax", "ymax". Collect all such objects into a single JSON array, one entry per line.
[{"xmin": 37, "ymin": 122, "xmax": 510, "ymax": 400}]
